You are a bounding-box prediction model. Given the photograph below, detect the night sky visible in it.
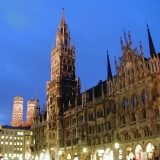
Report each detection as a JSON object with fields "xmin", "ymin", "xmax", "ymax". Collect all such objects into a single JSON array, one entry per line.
[{"xmin": 0, "ymin": 1, "xmax": 160, "ymax": 125}]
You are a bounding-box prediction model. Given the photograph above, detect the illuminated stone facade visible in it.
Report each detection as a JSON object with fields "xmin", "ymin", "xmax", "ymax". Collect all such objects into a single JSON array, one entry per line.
[{"xmin": 30, "ymin": 11, "xmax": 160, "ymax": 160}]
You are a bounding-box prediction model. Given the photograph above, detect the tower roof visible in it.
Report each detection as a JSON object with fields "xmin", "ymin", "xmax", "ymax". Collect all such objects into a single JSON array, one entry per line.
[
  {"xmin": 60, "ymin": 8, "xmax": 65, "ymax": 24},
  {"xmin": 14, "ymin": 95, "xmax": 23, "ymax": 101},
  {"xmin": 27, "ymin": 99, "xmax": 35, "ymax": 104},
  {"xmin": 147, "ymin": 25, "xmax": 156, "ymax": 58},
  {"xmin": 59, "ymin": 8, "xmax": 67, "ymax": 27},
  {"xmin": 107, "ymin": 51, "xmax": 112, "ymax": 80}
]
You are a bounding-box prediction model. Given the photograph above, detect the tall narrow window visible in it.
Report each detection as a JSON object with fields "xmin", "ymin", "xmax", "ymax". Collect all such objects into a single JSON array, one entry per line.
[
  {"xmin": 122, "ymin": 98, "xmax": 128, "ymax": 110},
  {"xmin": 141, "ymin": 91, "xmax": 147, "ymax": 104},
  {"xmin": 131, "ymin": 94, "xmax": 138, "ymax": 106}
]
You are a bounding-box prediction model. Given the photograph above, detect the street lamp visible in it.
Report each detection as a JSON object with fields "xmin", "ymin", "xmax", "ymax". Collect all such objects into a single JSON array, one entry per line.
[
  {"xmin": 83, "ymin": 148, "xmax": 87, "ymax": 160},
  {"xmin": 58, "ymin": 151, "xmax": 62, "ymax": 155},
  {"xmin": 114, "ymin": 142, "xmax": 119, "ymax": 149},
  {"xmin": 114, "ymin": 142, "xmax": 120, "ymax": 160}
]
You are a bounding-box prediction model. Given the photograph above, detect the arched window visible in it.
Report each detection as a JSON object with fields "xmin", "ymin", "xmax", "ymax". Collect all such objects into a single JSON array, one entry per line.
[
  {"xmin": 119, "ymin": 149, "xmax": 123, "ymax": 159},
  {"xmin": 61, "ymin": 28, "xmax": 63, "ymax": 33},
  {"xmin": 120, "ymin": 115, "xmax": 126, "ymax": 125},
  {"xmin": 146, "ymin": 143, "xmax": 154, "ymax": 159},
  {"xmin": 65, "ymin": 39, "xmax": 67, "ymax": 46},
  {"xmin": 63, "ymin": 58, "xmax": 66, "ymax": 64},
  {"xmin": 68, "ymin": 59, "xmax": 71, "ymax": 65},
  {"xmin": 140, "ymin": 108, "xmax": 146, "ymax": 119},
  {"xmin": 152, "ymin": 87, "xmax": 157, "ymax": 100},
  {"xmin": 122, "ymin": 98, "xmax": 128, "ymax": 110},
  {"xmin": 106, "ymin": 107, "xmax": 110, "ymax": 116},
  {"xmin": 130, "ymin": 112, "xmax": 136, "ymax": 122},
  {"xmin": 141, "ymin": 90, "xmax": 147, "ymax": 104},
  {"xmin": 131, "ymin": 94, "xmax": 138, "ymax": 106}
]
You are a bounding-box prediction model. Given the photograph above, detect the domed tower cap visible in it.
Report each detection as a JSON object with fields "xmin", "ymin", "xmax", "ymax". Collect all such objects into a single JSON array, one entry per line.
[
  {"xmin": 27, "ymin": 99, "xmax": 35, "ymax": 104},
  {"xmin": 14, "ymin": 95, "xmax": 23, "ymax": 101}
]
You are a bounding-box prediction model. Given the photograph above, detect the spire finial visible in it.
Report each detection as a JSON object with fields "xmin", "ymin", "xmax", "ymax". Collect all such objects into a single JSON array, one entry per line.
[
  {"xmin": 139, "ymin": 41, "xmax": 144, "ymax": 55},
  {"xmin": 128, "ymin": 31, "xmax": 132, "ymax": 49},
  {"xmin": 61, "ymin": 8, "xmax": 65, "ymax": 24},
  {"xmin": 84, "ymin": 84, "xmax": 86, "ymax": 92},
  {"xmin": 36, "ymin": 93, "xmax": 39, "ymax": 100},
  {"xmin": 124, "ymin": 31, "xmax": 128, "ymax": 46},
  {"xmin": 147, "ymin": 23, "xmax": 149, "ymax": 30}
]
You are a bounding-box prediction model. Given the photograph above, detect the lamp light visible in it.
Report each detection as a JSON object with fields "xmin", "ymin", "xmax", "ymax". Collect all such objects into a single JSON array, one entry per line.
[
  {"xmin": 115, "ymin": 142, "xmax": 119, "ymax": 149},
  {"xmin": 83, "ymin": 148, "xmax": 87, "ymax": 153},
  {"xmin": 58, "ymin": 151, "xmax": 62, "ymax": 155}
]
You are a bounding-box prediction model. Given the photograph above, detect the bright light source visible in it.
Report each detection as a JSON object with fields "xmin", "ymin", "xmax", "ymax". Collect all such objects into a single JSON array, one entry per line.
[
  {"xmin": 115, "ymin": 142, "xmax": 119, "ymax": 148},
  {"xmin": 59, "ymin": 151, "xmax": 62, "ymax": 155},
  {"xmin": 98, "ymin": 149, "xmax": 104, "ymax": 154},
  {"xmin": 83, "ymin": 148, "xmax": 87, "ymax": 153}
]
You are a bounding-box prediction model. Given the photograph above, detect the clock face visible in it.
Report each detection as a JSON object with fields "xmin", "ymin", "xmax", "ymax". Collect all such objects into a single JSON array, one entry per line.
[{"xmin": 126, "ymin": 62, "xmax": 132, "ymax": 69}]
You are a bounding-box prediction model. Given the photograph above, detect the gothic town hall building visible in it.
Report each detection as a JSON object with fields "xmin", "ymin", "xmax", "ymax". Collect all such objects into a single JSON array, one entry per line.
[{"xmin": 30, "ymin": 11, "xmax": 160, "ymax": 160}]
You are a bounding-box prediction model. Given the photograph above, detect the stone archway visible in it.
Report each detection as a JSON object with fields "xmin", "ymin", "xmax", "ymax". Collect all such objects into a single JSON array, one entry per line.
[
  {"xmin": 146, "ymin": 143, "xmax": 154, "ymax": 159},
  {"xmin": 103, "ymin": 148, "xmax": 113, "ymax": 160},
  {"xmin": 125, "ymin": 146, "xmax": 134, "ymax": 160},
  {"xmin": 135, "ymin": 144, "xmax": 143, "ymax": 160},
  {"xmin": 66, "ymin": 153, "xmax": 71, "ymax": 160},
  {"xmin": 35, "ymin": 155, "xmax": 38, "ymax": 160}
]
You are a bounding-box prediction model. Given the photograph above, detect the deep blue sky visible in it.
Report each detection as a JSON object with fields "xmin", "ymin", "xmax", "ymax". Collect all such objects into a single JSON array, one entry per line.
[{"xmin": 0, "ymin": 1, "xmax": 160, "ymax": 125}]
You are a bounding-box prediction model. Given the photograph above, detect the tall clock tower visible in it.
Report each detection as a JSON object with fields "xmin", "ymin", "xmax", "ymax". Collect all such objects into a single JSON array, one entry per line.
[{"xmin": 46, "ymin": 9, "xmax": 80, "ymax": 149}]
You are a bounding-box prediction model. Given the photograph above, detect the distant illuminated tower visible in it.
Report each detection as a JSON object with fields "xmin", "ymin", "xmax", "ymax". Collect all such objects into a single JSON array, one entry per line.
[
  {"xmin": 11, "ymin": 95, "xmax": 24, "ymax": 127},
  {"xmin": 26, "ymin": 99, "xmax": 35, "ymax": 126}
]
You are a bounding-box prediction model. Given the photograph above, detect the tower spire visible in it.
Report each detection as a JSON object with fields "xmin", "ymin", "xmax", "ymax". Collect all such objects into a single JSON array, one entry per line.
[
  {"xmin": 147, "ymin": 24, "xmax": 156, "ymax": 58},
  {"xmin": 61, "ymin": 8, "xmax": 65, "ymax": 24},
  {"xmin": 107, "ymin": 51, "xmax": 112, "ymax": 80}
]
